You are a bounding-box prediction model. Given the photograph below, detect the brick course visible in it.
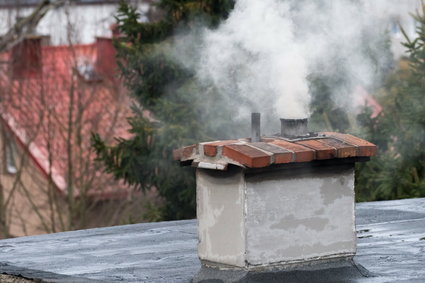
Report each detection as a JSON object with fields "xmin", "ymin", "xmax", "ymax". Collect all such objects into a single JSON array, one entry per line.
[{"xmin": 173, "ymin": 132, "xmax": 377, "ymax": 169}]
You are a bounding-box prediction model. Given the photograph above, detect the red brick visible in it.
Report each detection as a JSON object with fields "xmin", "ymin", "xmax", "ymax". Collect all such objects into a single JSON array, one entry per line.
[
  {"xmin": 322, "ymin": 132, "xmax": 377, "ymax": 157},
  {"xmin": 203, "ymin": 140, "xmax": 239, "ymax": 157},
  {"xmin": 250, "ymin": 142, "xmax": 293, "ymax": 164},
  {"xmin": 316, "ymin": 138, "xmax": 357, "ymax": 158},
  {"xmin": 270, "ymin": 140, "xmax": 314, "ymax": 163},
  {"xmin": 203, "ymin": 145, "xmax": 217, "ymax": 157},
  {"xmin": 296, "ymin": 139, "xmax": 336, "ymax": 160},
  {"xmin": 222, "ymin": 144, "xmax": 271, "ymax": 168},
  {"xmin": 180, "ymin": 144, "xmax": 197, "ymax": 161}
]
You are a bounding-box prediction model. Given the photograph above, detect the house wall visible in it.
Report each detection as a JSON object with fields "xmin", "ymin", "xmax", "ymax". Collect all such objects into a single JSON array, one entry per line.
[
  {"xmin": 0, "ymin": 123, "xmax": 68, "ymax": 238},
  {"xmin": 0, "ymin": 124, "xmax": 161, "ymax": 238}
]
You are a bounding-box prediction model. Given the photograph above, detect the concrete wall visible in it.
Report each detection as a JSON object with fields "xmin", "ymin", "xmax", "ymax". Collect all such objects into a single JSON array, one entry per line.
[
  {"xmin": 197, "ymin": 168, "xmax": 246, "ymax": 267},
  {"xmin": 196, "ymin": 164, "xmax": 356, "ymax": 269},
  {"xmin": 245, "ymin": 165, "xmax": 356, "ymax": 267}
]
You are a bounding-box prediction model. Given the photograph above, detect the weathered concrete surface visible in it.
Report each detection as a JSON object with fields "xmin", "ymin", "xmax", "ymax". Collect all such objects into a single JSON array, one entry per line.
[
  {"xmin": 0, "ymin": 198, "xmax": 423, "ymax": 282},
  {"xmin": 245, "ymin": 165, "xmax": 355, "ymax": 266},
  {"xmin": 197, "ymin": 168, "xmax": 246, "ymax": 267},
  {"xmin": 197, "ymin": 164, "xmax": 356, "ymax": 269}
]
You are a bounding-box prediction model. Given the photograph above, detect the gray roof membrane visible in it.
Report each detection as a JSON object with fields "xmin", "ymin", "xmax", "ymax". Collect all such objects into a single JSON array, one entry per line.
[{"xmin": 0, "ymin": 198, "xmax": 423, "ymax": 282}]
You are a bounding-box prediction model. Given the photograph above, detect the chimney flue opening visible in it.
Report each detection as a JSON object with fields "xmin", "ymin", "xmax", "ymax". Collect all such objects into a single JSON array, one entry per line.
[
  {"xmin": 280, "ymin": 118, "xmax": 308, "ymax": 138},
  {"xmin": 251, "ymin": 113, "xmax": 261, "ymax": 142}
]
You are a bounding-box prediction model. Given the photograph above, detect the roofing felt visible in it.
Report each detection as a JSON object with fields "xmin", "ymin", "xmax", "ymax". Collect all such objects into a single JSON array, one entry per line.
[
  {"xmin": 0, "ymin": 41, "xmax": 134, "ymax": 199},
  {"xmin": 0, "ymin": 197, "xmax": 423, "ymax": 282},
  {"xmin": 174, "ymin": 133, "xmax": 377, "ymax": 170}
]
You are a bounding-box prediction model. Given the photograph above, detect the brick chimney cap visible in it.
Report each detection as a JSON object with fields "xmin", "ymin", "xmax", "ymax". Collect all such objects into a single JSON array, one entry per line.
[{"xmin": 173, "ymin": 132, "xmax": 377, "ymax": 169}]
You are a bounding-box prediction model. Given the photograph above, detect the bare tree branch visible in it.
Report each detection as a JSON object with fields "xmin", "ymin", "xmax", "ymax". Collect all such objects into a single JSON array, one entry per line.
[{"xmin": 0, "ymin": 0, "xmax": 65, "ymax": 52}]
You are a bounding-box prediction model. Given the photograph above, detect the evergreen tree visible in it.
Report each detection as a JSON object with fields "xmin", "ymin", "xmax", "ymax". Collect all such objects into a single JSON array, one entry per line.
[
  {"xmin": 92, "ymin": 0, "xmax": 235, "ymax": 220},
  {"xmin": 308, "ymin": 28, "xmax": 393, "ymax": 133},
  {"xmin": 356, "ymin": 6, "xmax": 425, "ymax": 201}
]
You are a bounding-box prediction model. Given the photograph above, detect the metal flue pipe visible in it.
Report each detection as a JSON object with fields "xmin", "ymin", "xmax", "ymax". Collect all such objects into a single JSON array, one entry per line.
[
  {"xmin": 280, "ymin": 118, "xmax": 308, "ymax": 138},
  {"xmin": 251, "ymin": 113, "xmax": 261, "ymax": 142}
]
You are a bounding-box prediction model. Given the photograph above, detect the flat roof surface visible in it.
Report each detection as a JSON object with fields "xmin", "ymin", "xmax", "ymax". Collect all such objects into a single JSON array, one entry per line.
[{"xmin": 0, "ymin": 198, "xmax": 424, "ymax": 282}]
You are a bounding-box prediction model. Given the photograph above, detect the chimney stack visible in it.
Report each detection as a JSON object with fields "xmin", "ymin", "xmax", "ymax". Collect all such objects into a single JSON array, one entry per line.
[
  {"xmin": 11, "ymin": 36, "xmax": 42, "ymax": 79},
  {"xmin": 174, "ymin": 122, "xmax": 378, "ymax": 281},
  {"xmin": 280, "ymin": 118, "xmax": 308, "ymax": 138},
  {"xmin": 95, "ymin": 37, "xmax": 117, "ymax": 80}
]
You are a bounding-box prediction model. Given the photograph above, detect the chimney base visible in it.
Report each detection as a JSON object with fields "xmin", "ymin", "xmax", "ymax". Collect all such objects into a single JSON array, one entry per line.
[{"xmin": 193, "ymin": 257, "xmax": 372, "ymax": 282}]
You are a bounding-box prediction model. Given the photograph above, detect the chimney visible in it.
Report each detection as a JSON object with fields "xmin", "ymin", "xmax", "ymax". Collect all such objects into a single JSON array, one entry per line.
[
  {"xmin": 95, "ymin": 36, "xmax": 117, "ymax": 80},
  {"xmin": 174, "ymin": 120, "xmax": 377, "ymax": 281},
  {"xmin": 251, "ymin": 112, "xmax": 261, "ymax": 142},
  {"xmin": 11, "ymin": 36, "xmax": 42, "ymax": 78},
  {"xmin": 280, "ymin": 118, "xmax": 308, "ymax": 138}
]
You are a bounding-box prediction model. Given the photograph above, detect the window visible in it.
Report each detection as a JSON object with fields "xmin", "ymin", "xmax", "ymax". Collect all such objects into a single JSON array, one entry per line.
[
  {"xmin": 4, "ymin": 133, "xmax": 17, "ymax": 174},
  {"xmin": 76, "ymin": 60, "xmax": 101, "ymax": 82}
]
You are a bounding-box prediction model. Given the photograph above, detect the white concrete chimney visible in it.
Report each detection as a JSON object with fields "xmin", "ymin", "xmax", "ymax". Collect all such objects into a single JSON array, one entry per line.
[{"xmin": 174, "ymin": 130, "xmax": 376, "ymax": 277}]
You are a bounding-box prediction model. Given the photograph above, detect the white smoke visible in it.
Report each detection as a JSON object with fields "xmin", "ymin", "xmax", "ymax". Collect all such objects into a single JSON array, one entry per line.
[
  {"xmin": 199, "ymin": 0, "xmax": 309, "ymax": 120},
  {"xmin": 173, "ymin": 0, "xmax": 420, "ymax": 134}
]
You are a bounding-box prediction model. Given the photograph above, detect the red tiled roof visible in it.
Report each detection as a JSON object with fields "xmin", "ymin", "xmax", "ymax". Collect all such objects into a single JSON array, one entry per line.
[
  {"xmin": 353, "ymin": 86, "xmax": 383, "ymax": 118},
  {"xmin": 174, "ymin": 133, "xmax": 377, "ymax": 170},
  {"xmin": 0, "ymin": 41, "xmax": 134, "ymax": 200}
]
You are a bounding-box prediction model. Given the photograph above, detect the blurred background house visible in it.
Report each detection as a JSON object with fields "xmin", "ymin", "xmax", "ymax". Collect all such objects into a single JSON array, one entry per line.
[
  {"xmin": 0, "ymin": 0, "xmax": 155, "ymax": 45},
  {"xmin": 0, "ymin": 0, "xmax": 160, "ymax": 238}
]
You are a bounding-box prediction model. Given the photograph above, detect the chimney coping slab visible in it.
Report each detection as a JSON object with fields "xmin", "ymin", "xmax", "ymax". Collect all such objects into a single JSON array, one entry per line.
[{"xmin": 174, "ymin": 132, "xmax": 377, "ymax": 170}]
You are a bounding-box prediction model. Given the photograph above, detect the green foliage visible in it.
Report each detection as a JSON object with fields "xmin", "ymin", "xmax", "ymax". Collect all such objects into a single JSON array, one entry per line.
[
  {"xmin": 308, "ymin": 72, "xmax": 351, "ymax": 132},
  {"xmin": 355, "ymin": 6, "xmax": 425, "ymax": 201},
  {"xmin": 308, "ymin": 27, "xmax": 393, "ymax": 133},
  {"xmin": 92, "ymin": 1, "xmax": 425, "ymax": 218},
  {"xmin": 92, "ymin": 0, "xmax": 235, "ymax": 220}
]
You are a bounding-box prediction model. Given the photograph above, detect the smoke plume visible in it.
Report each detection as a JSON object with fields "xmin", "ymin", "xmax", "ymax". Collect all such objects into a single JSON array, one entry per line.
[{"xmin": 173, "ymin": 0, "xmax": 420, "ymax": 135}]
